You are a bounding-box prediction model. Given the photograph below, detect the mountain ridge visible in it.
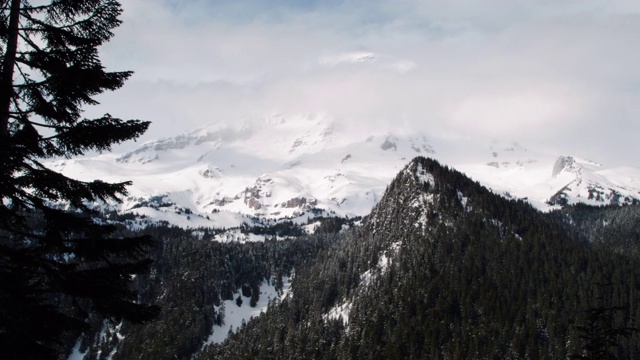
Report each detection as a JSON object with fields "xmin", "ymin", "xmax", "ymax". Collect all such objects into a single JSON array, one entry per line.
[
  {"xmin": 190, "ymin": 156, "xmax": 640, "ymax": 359},
  {"xmin": 69, "ymin": 156, "xmax": 640, "ymax": 359},
  {"xmin": 47, "ymin": 114, "xmax": 640, "ymax": 229}
]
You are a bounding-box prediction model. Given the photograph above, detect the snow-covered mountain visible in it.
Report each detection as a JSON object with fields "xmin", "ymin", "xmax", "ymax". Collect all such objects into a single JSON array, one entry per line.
[
  {"xmin": 48, "ymin": 114, "xmax": 640, "ymax": 228},
  {"xmin": 547, "ymin": 155, "xmax": 640, "ymax": 206},
  {"xmin": 456, "ymin": 142, "xmax": 640, "ymax": 209}
]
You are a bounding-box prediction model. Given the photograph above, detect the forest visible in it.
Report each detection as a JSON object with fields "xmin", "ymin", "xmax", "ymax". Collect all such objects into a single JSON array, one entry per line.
[{"xmin": 72, "ymin": 157, "xmax": 640, "ymax": 360}]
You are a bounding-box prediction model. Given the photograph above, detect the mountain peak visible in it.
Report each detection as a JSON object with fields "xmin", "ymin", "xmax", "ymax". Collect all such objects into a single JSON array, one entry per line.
[{"xmin": 552, "ymin": 155, "xmax": 580, "ymax": 178}]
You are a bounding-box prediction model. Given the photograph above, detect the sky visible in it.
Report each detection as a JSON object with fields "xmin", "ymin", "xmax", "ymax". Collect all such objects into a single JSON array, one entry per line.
[{"xmin": 87, "ymin": 0, "xmax": 640, "ymax": 166}]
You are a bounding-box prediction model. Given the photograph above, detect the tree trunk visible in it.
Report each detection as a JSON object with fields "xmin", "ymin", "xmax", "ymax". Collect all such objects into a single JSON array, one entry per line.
[{"xmin": 0, "ymin": 0, "xmax": 21, "ymax": 138}]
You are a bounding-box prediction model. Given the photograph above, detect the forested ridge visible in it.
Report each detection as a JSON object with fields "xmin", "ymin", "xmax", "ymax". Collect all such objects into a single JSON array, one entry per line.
[
  {"xmin": 551, "ymin": 203, "xmax": 640, "ymax": 256},
  {"xmin": 75, "ymin": 157, "xmax": 640, "ymax": 359}
]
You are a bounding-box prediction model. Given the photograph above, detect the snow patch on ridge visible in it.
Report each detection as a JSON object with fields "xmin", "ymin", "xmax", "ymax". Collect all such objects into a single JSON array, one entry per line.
[
  {"xmin": 204, "ymin": 277, "xmax": 292, "ymax": 345},
  {"xmin": 458, "ymin": 191, "xmax": 470, "ymax": 211},
  {"xmin": 67, "ymin": 341, "xmax": 87, "ymax": 360},
  {"xmin": 324, "ymin": 301, "xmax": 352, "ymax": 324},
  {"xmin": 324, "ymin": 241, "xmax": 402, "ymax": 325},
  {"xmin": 415, "ymin": 163, "xmax": 434, "ymax": 186}
]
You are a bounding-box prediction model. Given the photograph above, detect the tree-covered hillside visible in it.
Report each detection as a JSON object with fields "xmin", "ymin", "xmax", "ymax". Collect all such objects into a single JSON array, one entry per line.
[
  {"xmin": 551, "ymin": 203, "xmax": 640, "ymax": 256},
  {"xmin": 198, "ymin": 157, "xmax": 640, "ymax": 359},
  {"xmin": 73, "ymin": 157, "xmax": 640, "ymax": 359}
]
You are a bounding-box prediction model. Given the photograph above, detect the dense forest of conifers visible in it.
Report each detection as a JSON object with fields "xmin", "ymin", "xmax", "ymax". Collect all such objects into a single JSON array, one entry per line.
[{"xmin": 73, "ymin": 157, "xmax": 640, "ymax": 359}]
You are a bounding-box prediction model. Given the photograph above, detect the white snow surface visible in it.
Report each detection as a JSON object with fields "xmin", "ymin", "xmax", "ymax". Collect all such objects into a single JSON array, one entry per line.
[
  {"xmin": 204, "ymin": 276, "xmax": 292, "ymax": 345},
  {"xmin": 47, "ymin": 114, "xmax": 640, "ymax": 229},
  {"xmin": 67, "ymin": 321, "xmax": 124, "ymax": 360},
  {"xmin": 67, "ymin": 341, "xmax": 87, "ymax": 360},
  {"xmin": 211, "ymin": 228, "xmax": 296, "ymax": 243},
  {"xmin": 324, "ymin": 301, "xmax": 352, "ymax": 324},
  {"xmin": 456, "ymin": 145, "xmax": 640, "ymax": 211}
]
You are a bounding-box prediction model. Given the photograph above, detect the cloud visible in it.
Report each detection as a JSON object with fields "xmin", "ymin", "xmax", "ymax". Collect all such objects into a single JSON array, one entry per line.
[
  {"xmin": 318, "ymin": 51, "xmax": 378, "ymax": 66},
  {"xmin": 447, "ymin": 89, "xmax": 581, "ymax": 137},
  {"xmin": 89, "ymin": 0, "xmax": 640, "ymax": 166}
]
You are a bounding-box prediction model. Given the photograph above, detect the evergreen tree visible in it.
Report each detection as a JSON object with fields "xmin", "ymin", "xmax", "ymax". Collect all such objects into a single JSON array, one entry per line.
[
  {"xmin": 571, "ymin": 284, "xmax": 639, "ymax": 360},
  {"xmin": 0, "ymin": 1, "xmax": 158, "ymax": 358}
]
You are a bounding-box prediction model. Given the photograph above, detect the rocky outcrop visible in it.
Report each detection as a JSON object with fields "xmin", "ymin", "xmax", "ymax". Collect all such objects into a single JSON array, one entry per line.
[
  {"xmin": 552, "ymin": 156, "xmax": 580, "ymax": 178},
  {"xmin": 281, "ymin": 197, "xmax": 317, "ymax": 209},
  {"xmin": 380, "ymin": 136, "xmax": 397, "ymax": 151}
]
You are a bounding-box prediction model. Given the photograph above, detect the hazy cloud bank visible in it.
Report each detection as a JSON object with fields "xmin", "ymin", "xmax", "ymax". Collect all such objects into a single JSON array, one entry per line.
[{"xmin": 88, "ymin": 0, "xmax": 640, "ymax": 166}]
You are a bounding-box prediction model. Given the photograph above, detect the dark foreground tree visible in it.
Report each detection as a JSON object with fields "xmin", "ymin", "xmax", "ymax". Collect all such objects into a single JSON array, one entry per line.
[{"xmin": 0, "ymin": 1, "xmax": 158, "ymax": 358}]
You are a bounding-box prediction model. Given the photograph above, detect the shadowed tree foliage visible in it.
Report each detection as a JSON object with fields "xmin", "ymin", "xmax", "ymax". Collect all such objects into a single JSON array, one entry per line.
[
  {"xmin": 571, "ymin": 283, "xmax": 639, "ymax": 360},
  {"xmin": 0, "ymin": 1, "xmax": 158, "ymax": 358}
]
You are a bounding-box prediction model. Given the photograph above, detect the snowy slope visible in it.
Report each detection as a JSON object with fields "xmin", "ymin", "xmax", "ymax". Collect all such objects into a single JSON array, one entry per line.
[
  {"xmin": 48, "ymin": 114, "xmax": 434, "ymax": 228},
  {"xmin": 455, "ymin": 142, "xmax": 640, "ymax": 210},
  {"xmin": 48, "ymin": 114, "xmax": 640, "ymax": 228}
]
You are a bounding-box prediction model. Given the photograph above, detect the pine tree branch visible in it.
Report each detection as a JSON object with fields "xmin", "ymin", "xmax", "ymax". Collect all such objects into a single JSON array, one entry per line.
[
  {"xmin": 10, "ymin": 93, "xmax": 33, "ymax": 118},
  {"xmin": 42, "ymin": 7, "xmax": 103, "ymax": 31},
  {"xmin": 21, "ymin": 3, "xmax": 55, "ymax": 12},
  {"xmin": 28, "ymin": 120, "xmax": 64, "ymax": 129},
  {"xmin": 12, "ymin": 61, "xmax": 39, "ymax": 98},
  {"xmin": 42, "ymin": 115, "xmax": 150, "ymax": 156},
  {"xmin": 16, "ymin": 30, "xmax": 44, "ymax": 54},
  {"xmin": 17, "ymin": 27, "xmax": 47, "ymax": 32},
  {"xmin": 21, "ymin": 5, "xmax": 118, "ymax": 47}
]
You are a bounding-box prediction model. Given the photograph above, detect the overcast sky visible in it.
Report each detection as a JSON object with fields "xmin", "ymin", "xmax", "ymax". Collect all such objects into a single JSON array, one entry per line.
[{"xmin": 88, "ymin": 0, "xmax": 640, "ymax": 166}]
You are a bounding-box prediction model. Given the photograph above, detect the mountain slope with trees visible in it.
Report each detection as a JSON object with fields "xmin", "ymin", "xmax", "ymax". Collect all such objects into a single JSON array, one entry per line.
[
  {"xmin": 196, "ymin": 157, "xmax": 640, "ymax": 359},
  {"xmin": 69, "ymin": 157, "xmax": 640, "ymax": 359}
]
